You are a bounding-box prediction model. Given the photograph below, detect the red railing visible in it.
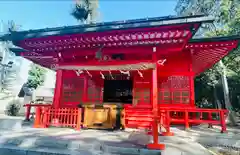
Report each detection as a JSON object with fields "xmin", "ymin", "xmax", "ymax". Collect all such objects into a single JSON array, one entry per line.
[
  {"xmin": 27, "ymin": 104, "xmax": 227, "ymax": 134},
  {"xmin": 33, "ymin": 106, "xmax": 82, "ymax": 130},
  {"xmin": 145, "ymin": 107, "xmax": 228, "ymax": 150},
  {"xmin": 158, "ymin": 109, "xmax": 174, "ymax": 136},
  {"xmin": 123, "ymin": 105, "xmax": 228, "ymax": 133},
  {"xmin": 23, "ymin": 104, "xmax": 52, "ymax": 121},
  {"xmin": 159, "ymin": 107, "xmax": 228, "ymax": 133}
]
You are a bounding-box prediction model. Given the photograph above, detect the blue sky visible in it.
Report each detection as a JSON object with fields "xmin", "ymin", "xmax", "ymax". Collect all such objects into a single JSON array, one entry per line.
[{"xmin": 0, "ymin": 0, "xmax": 177, "ymax": 30}]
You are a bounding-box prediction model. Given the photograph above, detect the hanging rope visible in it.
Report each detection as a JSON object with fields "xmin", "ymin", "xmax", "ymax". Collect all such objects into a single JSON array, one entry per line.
[
  {"xmin": 100, "ymin": 71, "xmax": 105, "ymax": 79},
  {"xmin": 109, "ymin": 71, "xmax": 114, "ymax": 79},
  {"xmin": 157, "ymin": 59, "xmax": 167, "ymax": 66},
  {"xmin": 75, "ymin": 70, "xmax": 83, "ymax": 76},
  {"xmin": 137, "ymin": 70, "xmax": 143, "ymax": 78},
  {"xmin": 85, "ymin": 70, "xmax": 92, "ymax": 78}
]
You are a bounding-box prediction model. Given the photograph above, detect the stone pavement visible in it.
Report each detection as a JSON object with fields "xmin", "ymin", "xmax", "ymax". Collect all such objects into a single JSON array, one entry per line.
[
  {"xmin": 0, "ymin": 126, "xmax": 234, "ymax": 155},
  {"xmin": 0, "ymin": 117, "xmax": 239, "ymax": 155},
  {"xmin": 0, "ymin": 128, "xmax": 162, "ymax": 155}
]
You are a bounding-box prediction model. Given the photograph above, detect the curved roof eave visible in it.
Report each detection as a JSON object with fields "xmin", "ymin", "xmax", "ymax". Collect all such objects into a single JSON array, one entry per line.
[
  {"xmin": 0, "ymin": 15, "xmax": 213, "ymax": 42},
  {"xmin": 189, "ymin": 35, "xmax": 240, "ymax": 43}
]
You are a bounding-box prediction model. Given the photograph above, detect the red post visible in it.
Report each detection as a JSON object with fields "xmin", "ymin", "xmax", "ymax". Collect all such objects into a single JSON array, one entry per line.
[
  {"xmin": 147, "ymin": 47, "xmax": 165, "ymax": 150},
  {"xmin": 188, "ymin": 50, "xmax": 195, "ymax": 108},
  {"xmin": 220, "ymin": 110, "xmax": 227, "ymax": 133},
  {"xmin": 184, "ymin": 110, "xmax": 190, "ymax": 130},
  {"xmin": 42, "ymin": 107, "xmax": 49, "ymax": 128},
  {"xmin": 34, "ymin": 107, "xmax": 41, "ymax": 128},
  {"xmin": 53, "ymin": 70, "xmax": 63, "ymax": 108},
  {"xmin": 76, "ymin": 108, "xmax": 82, "ymax": 130},
  {"xmin": 83, "ymin": 77, "xmax": 88, "ymax": 102},
  {"xmin": 161, "ymin": 110, "xmax": 174, "ymax": 136},
  {"xmin": 25, "ymin": 105, "xmax": 31, "ymax": 121},
  {"xmin": 208, "ymin": 112, "xmax": 213, "ymax": 128}
]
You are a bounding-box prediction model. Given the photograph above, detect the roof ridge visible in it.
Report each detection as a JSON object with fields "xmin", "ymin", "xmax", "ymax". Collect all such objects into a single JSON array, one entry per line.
[{"xmin": 11, "ymin": 15, "xmax": 212, "ymax": 35}]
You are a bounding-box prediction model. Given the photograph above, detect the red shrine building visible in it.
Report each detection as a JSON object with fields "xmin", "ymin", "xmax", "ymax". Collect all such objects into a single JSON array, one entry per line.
[{"xmin": 1, "ymin": 15, "xmax": 239, "ymax": 149}]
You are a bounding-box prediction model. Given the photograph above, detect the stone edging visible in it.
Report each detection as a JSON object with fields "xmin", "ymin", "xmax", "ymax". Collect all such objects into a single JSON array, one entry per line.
[{"xmin": 0, "ymin": 143, "xmax": 161, "ymax": 155}]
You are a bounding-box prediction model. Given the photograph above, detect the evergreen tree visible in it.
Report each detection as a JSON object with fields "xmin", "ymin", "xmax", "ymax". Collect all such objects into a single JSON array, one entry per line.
[
  {"xmin": 71, "ymin": 0, "xmax": 99, "ymax": 24},
  {"xmin": 26, "ymin": 64, "xmax": 46, "ymax": 89},
  {"xmin": 176, "ymin": 0, "xmax": 240, "ymax": 125}
]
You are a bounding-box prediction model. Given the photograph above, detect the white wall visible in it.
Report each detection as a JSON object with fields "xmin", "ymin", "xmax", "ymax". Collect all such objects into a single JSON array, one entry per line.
[{"xmin": 43, "ymin": 69, "xmax": 56, "ymax": 89}]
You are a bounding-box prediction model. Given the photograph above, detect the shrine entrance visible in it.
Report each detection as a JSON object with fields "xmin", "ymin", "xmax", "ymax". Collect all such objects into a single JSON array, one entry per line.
[
  {"xmin": 103, "ymin": 79, "xmax": 133, "ymax": 129},
  {"xmin": 103, "ymin": 79, "xmax": 133, "ymax": 104}
]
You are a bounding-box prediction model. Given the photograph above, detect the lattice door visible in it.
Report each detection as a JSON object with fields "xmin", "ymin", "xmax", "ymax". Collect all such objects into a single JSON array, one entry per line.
[
  {"xmin": 61, "ymin": 77, "xmax": 84, "ymax": 107},
  {"xmin": 158, "ymin": 75, "xmax": 190, "ymax": 105},
  {"xmin": 87, "ymin": 78, "xmax": 103, "ymax": 103},
  {"xmin": 133, "ymin": 77, "xmax": 151, "ymax": 106}
]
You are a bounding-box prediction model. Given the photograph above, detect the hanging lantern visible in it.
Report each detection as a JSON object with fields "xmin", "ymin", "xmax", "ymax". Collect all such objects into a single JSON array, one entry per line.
[{"xmin": 95, "ymin": 45, "xmax": 104, "ymax": 60}]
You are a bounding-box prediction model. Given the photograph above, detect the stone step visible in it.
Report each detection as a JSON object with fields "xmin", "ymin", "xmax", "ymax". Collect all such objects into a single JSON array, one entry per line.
[{"xmin": 0, "ymin": 142, "xmax": 161, "ymax": 155}]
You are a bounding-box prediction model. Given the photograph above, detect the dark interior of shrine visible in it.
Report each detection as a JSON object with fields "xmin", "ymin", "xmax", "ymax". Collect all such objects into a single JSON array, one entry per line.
[{"xmin": 103, "ymin": 79, "xmax": 133, "ymax": 103}]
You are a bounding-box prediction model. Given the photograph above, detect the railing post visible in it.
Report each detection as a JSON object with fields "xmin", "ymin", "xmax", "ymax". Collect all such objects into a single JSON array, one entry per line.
[
  {"xmin": 76, "ymin": 108, "xmax": 82, "ymax": 130},
  {"xmin": 34, "ymin": 106, "xmax": 41, "ymax": 128},
  {"xmin": 208, "ymin": 112, "xmax": 213, "ymax": 128},
  {"xmin": 42, "ymin": 107, "xmax": 48, "ymax": 128},
  {"xmin": 121, "ymin": 108, "xmax": 125, "ymax": 130},
  {"xmin": 161, "ymin": 110, "xmax": 174, "ymax": 136},
  {"xmin": 25, "ymin": 105, "xmax": 31, "ymax": 121},
  {"xmin": 184, "ymin": 110, "xmax": 189, "ymax": 130},
  {"xmin": 220, "ymin": 110, "xmax": 227, "ymax": 133}
]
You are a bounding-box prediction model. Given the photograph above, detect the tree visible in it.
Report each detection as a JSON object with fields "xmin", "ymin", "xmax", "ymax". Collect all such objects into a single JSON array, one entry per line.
[
  {"xmin": 26, "ymin": 64, "xmax": 46, "ymax": 89},
  {"xmin": 175, "ymin": 0, "xmax": 240, "ymax": 125},
  {"xmin": 0, "ymin": 20, "xmax": 22, "ymax": 96},
  {"xmin": 71, "ymin": 0, "xmax": 99, "ymax": 24}
]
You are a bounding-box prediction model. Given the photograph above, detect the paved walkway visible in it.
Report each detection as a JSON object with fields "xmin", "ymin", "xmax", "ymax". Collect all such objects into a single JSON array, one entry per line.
[
  {"xmin": 0, "ymin": 116, "xmax": 239, "ymax": 155},
  {"xmin": 0, "ymin": 128, "xmax": 161, "ymax": 155},
  {"xmin": 0, "ymin": 127, "xmax": 215, "ymax": 155}
]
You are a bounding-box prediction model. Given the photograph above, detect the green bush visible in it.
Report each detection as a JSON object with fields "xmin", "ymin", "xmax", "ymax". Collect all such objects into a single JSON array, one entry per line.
[{"xmin": 5, "ymin": 99, "xmax": 21, "ymax": 116}]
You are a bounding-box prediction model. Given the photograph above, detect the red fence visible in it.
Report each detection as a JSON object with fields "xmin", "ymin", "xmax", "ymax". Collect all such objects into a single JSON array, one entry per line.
[
  {"xmin": 28, "ymin": 104, "xmax": 227, "ymax": 134},
  {"xmin": 23, "ymin": 104, "xmax": 52, "ymax": 121},
  {"xmin": 160, "ymin": 107, "xmax": 228, "ymax": 133},
  {"xmin": 33, "ymin": 106, "xmax": 82, "ymax": 130},
  {"xmin": 124, "ymin": 106, "xmax": 228, "ymax": 133}
]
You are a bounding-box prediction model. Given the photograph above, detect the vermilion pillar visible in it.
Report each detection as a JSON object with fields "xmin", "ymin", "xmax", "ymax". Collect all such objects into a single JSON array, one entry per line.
[
  {"xmin": 53, "ymin": 70, "xmax": 63, "ymax": 108},
  {"xmin": 189, "ymin": 51, "xmax": 195, "ymax": 106},
  {"xmin": 147, "ymin": 47, "xmax": 165, "ymax": 150},
  {"xmin": 83, "ymin": 76, "xmax": 88, "ymax": 102}
]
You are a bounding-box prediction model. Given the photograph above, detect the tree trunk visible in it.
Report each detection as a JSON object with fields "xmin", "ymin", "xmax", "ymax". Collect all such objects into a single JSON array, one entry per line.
[
  {"xmin": 213, "ymin": 85, "xmax": 221, "ymax": 109},
  {"xmin": 219, "ymin": 60, "xmax": 237, "ymax": 126}
]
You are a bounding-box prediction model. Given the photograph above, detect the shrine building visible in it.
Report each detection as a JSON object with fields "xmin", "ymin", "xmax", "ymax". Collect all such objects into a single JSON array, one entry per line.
[{"xmin": 1, "ymin": 15, "xmax": 238, "ymax": 150}]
